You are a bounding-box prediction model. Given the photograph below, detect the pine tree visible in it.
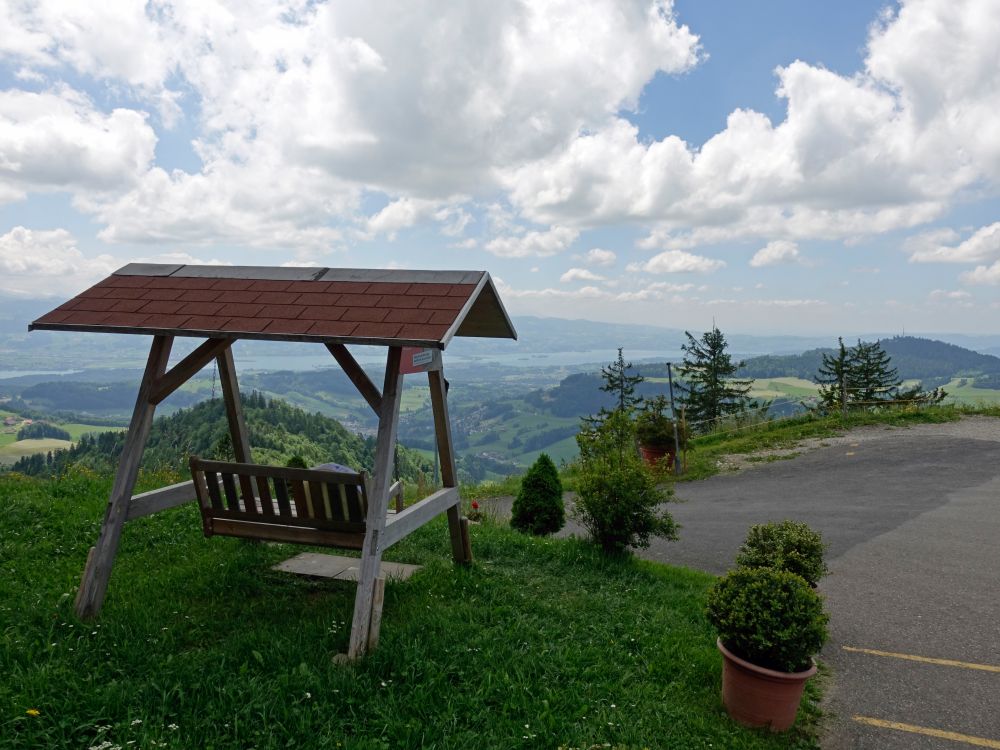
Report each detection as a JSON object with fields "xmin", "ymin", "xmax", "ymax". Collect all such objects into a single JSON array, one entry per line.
[
  {"xmin": 849, "ymin": 339, "xmax": 900, "ymax": 404},
  {"xmin": 816, "ymin": 337, "xmax": 851, "ymax": 414},
  {"xmin": 584, "ymin": 347, "xmax": 645, "ymax": 427},
  {"xmin": 813, "ymin": 338, "xmax": 946, "ymax": 412},
  {"xmin": 600, "ymin": 347, "xmax": 644, "ymax": 413},
  {"xmin": 676, "ymin": 326, "xmax": 754, "ymax": 428},
  {"xmin": 510, "ymin": 453, "xmax": 565, "ymax": 536}
]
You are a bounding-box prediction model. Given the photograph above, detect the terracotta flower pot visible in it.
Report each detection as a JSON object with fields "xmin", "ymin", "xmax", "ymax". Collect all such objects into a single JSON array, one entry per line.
[
  {"xmin": 717, "ymin": 639, "xmax": 816, "ymax": 731},
  {"xmin": 638, "ymin": 443, "xmax": 675, "ymax": 469}
]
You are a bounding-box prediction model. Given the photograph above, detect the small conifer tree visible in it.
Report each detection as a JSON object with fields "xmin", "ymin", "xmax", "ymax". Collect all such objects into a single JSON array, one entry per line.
[{"xmin": 511, "ymin": 453, "xmax": 565, "ymax": 536}]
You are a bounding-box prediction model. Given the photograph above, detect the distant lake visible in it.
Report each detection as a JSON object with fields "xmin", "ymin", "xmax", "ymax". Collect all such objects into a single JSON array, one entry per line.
[
  {"xmin": 232, "ymin": 348, "xmax": 689, "ymax": 372},
  {"xmin": 0, "ymin": 369, "xmax": 81, "ymax": 380}
]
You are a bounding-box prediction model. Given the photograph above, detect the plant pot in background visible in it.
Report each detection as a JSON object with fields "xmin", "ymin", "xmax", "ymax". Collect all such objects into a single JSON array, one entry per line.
[
  {"xmin": 717, "ymin": 639, "xmax": 816, "ymax": 732},
  {"xmin": 638, "ymin": 442, "xmax": 675, "ymax": 469}
]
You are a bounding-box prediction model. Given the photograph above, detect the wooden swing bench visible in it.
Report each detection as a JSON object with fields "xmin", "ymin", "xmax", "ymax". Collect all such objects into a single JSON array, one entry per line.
[
  {"xmin": 29, "ymin": 263, "xmax": 516, "ymax": 659},
  {"xmin": 190, "ymin": 457, "xmax": 403, "ymax": 549}
]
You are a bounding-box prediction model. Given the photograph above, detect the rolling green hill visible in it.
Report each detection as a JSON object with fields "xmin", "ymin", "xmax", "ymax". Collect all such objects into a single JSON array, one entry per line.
[{"xmin": 10, "ymin": 393, "xmax": 434, "ymax": 483}]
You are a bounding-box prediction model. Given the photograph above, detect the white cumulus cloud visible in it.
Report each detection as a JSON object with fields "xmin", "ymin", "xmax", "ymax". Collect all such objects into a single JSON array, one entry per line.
[
  {"xmin": 750, "ymin": 240, "xmax": 802, "ymax": 267},
  {"xmin": 560, "ymin": 267, "xmax": 606, "ymax": 283},
  {"xmin": 908, "ymin": 222, "xmax": 1000, "ymax": 263},
  {"xmin": 630, "ymin": 249, "xmax": 725, "ymax": 274},
  {"xmin": 0, "ymin": 226, "xmax": 117, "ymax": 297},
  {"xmin": 485, "ymin": 226, "xmax": 579, "ymax": 258}
]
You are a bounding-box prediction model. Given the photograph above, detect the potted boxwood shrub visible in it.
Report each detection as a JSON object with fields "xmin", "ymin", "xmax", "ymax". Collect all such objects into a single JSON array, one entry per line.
[
  {"xmin": 735, "ymin": 520, "xmax": 828, "ymax": 587},
  {"xmin": 635, "ymin": 396, "xmax": 684, "ymax": 469},
  {"xmin": 705, "ymin": 567, "xmax": 829, "ymax": 731}
]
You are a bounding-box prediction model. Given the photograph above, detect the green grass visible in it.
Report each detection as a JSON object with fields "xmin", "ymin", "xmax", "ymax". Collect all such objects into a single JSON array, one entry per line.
[{"xmin": 1, "ymin": 469, "xmax": 821, "ymax": 750}]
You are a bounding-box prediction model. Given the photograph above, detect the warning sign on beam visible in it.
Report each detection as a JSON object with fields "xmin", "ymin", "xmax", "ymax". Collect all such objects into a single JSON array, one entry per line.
[{"xmin": 400, "ymin": 346, "xmax": 443, "ymax": 374}]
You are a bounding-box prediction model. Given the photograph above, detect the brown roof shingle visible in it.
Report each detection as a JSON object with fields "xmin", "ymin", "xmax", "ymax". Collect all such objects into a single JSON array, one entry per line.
[{"xmin": 30, "ymin": 264, "xmax": 517, "ymax": 348}]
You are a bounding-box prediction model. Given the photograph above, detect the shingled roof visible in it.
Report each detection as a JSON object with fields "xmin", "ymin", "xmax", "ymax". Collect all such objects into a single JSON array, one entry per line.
[{"xmin": 29, "ymin": 264, "xmax": 517, "ymax": 348}]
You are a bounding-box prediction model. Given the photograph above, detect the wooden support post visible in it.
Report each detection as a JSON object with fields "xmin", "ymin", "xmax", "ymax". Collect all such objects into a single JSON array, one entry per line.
[
  {"xmin": 427, "ymin": 368, "xmax": 471, "ymax": 564},
  {"xmin": 326, "ymin": 343, "xmax": 382, "ymax": 416},
  {"xmin": 347, "ymin": 346, "xmax": 404, "ymax": 660},
  {"xmin": 216, "ymin": 345, "xmax": 252, "ymax": 464},
  {"xmin": 366, "ymin": 575, "xmax": 386, "ymax": 651},
  {"xmin": 75, "ymin": 335, "xmax": 173, "ymax": 620}
]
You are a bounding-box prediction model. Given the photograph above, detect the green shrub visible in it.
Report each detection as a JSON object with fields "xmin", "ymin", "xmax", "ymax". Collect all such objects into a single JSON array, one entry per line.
[
  {"xmin": 574, "ymin": 411, "xmax": 678, "ymax": 555},
  {"xmin": 705, "ymin": 567, "xmax": 829, "ymax": 673},
  {"xmin": 285, "ymin": 454, "xmax": 309, "ymax": 469},
  {"xmin": 575, "ymin": 458, "xmax": 678, "ymax": 555},
  {"xmin": 510, "ymin": 453, "xmax": 565, "ymax": 536},
  {"xmin": 735, "ymin": 520, "xmax": 828, "ymax": 586}
]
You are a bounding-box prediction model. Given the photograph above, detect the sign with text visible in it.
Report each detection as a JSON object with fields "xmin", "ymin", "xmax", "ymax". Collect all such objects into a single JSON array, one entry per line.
[{"xmin": 400, "ymin": 346, "xmax": 443, "ymax": 374}]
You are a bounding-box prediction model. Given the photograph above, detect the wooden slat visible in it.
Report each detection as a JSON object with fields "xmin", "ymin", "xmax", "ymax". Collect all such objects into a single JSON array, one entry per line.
[
  {"xmin": 290, "ymin": 479, "xmax": 310, "ymax": 518},
  {"xmin": 273, "ymin": 477, "xmax": 292, "ymax": 516},
  {"xmin": 256, "ymin": 475, "xmax": 274, "ymax": 517},
  {"xmin": 205, "ymin": 471, "xmax": 224, "ymax": 510},
  {"xmin": 348, "ymin": 346, "xmax": 404, "ymax": 659},
  {"xmin": 202, "ymin": 506, "xmax": 365, "ymax": 533},
  {"xmin": 149, "ymin": 337, "xmax": 232, "ymax": 405},
  {"xmin": 428, "ymin": 368, "xmax": 469, "ymax": 563},
  {"xmin": 381, "ymin": 487, "xmax": 459, "ymax": 549},
  {"xmin": 126, "ymin": 480, "xmax": 198, "ymax": 521},
  {"xmin": 209, "ymin": 518, "xmax": 365, "ymax": 549},
  {"xmin": 220, "ymin": 472, "xmax": 240, "ymax": 510},
  {"xmin": 216, "ymin": 346, "xmax": 252, "ymax": 464},
  {"xmin": 75, "ymin": 335, "xmax": 173, "ymax": 620},
  {"xmin": 326, "ymin": 343, "xmax": 382, "ymax": 415},
  {"xmin": 191, "ymin": 458, "xmax": 363, "ymax": 485}
]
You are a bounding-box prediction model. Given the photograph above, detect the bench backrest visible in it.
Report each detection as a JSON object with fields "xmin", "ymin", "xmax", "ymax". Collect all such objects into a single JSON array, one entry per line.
[{"xmin": 189, "ymin": 456, "xmax": 369, "ymax": 547}]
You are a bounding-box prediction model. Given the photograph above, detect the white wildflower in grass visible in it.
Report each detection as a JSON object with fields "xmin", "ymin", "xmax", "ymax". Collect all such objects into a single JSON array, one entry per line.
[
  {"xmin": 167, "ymin": 723, "xmax": 179, "ymax": 731},
  {"xmin": 130, "ymin": 719, "xmax": 142, "ymax": 726}
]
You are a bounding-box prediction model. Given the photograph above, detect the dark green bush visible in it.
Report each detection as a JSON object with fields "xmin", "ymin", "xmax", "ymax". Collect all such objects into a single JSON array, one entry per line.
[
  {"xmin": 705, "ymin": 567, "xmax": 829, "ymax": 673},
  {"xmin": 511, "ymin": 453, "xmax": 565, "ymax": 536},
  {"xmin": 285, "ymin": 454, "xmax": 309, "ymax": 469},
  {"xmin": 574, "ymin": 411, "xmax": 678, "ymax": 555},
  {"xmin": 735, "ymin": 520, "xmax": 828, "ymax": 586}
]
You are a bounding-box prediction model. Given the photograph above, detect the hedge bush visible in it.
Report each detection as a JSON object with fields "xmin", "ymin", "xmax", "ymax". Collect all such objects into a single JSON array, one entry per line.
[
  {"xmin": 735, "ymin": 520, "xmax": 828, "ymax": 587},
  {"xmin": 705, "ymin": 567, "xmax": 828, "ymax": 673},
  {"xmin": 511, "ymin": 453, "xmax": 565, "ymax": 536}
]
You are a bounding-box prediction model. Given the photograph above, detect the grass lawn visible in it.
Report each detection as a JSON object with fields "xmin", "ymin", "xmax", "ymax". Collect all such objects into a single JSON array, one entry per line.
[{"xmin": 1, "ymin": 470, "xmax": 822, "ymax": 750}]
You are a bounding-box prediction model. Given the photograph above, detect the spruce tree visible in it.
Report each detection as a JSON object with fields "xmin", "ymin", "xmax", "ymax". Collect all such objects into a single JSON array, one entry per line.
[
  {"xmin": 676, "ymin": 326, "xmax": 754, "ymax": 428},
  {"xmin": 584, "ymin": 347, "xmax": 645, "ymax": 427},
  {"xmin": 849, "ymin": 339, "xmax": 900, "ymax": 404},
  {"xmin": 510, "ymin": 453, "xmax": 565, "ymax": 536},
  {"xmin": 816, "ymin": 337, "xmax": 852, "ymax": 414}
]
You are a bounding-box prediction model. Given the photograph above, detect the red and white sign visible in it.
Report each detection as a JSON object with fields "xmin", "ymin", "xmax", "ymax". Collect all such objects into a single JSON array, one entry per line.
[{"xmin": 400, "ymin": 346, "xmax": 443, "ymax": 374}]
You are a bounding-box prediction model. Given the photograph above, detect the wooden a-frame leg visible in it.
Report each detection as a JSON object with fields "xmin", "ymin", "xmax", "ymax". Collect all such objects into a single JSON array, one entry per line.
[
  {"xmin": 428, "ymin": 368, "xmax": 472, "ymax": 564},
  {"xmin": 216, "ymin": 345, "xmax": 252, "ymax": 463},
  {"xmin": 346, "ymin": 347, "xmax": 404, "ymax": 660},
  {"xmin": 75, "ymin": 335, "xmax": 173, "ymax": 620}
]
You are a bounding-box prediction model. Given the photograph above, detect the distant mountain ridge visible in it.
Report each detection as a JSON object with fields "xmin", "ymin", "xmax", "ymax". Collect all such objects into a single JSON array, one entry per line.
[{"xmin": 737, "ymin": 336, "xmax": 1000, "ymax": 387}]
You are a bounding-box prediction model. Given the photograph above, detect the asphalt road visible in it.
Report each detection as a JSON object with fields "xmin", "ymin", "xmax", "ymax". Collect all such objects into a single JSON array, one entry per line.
[{"xmin": 644, "ymin": 421, "xmax": 1000, "ymax": 749}]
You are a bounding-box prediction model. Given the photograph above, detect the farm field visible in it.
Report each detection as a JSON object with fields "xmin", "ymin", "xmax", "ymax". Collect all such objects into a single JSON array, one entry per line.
[
  {"xmin": 942, "ymin": 378, "xmax": 1000, "ymax": 405},
  {"xmin": 0, "ymin": 437, "xmax": 73, "ymax": 465}
]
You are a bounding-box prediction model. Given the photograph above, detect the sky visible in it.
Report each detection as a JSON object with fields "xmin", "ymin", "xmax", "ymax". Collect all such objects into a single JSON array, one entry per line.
[{"xmin": 0, "ymin": 0, "xmax": 998, "ymax": 335}]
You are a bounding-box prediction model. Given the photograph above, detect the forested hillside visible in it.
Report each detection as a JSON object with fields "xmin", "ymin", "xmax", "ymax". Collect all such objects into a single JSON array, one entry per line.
[
  {"xmin": 11, "ymin": 393, "xmax": 433, "ymax": 482},
  {"xmin": 737, "ymin": 336, "xmax": 1000, "ymax": 387}
]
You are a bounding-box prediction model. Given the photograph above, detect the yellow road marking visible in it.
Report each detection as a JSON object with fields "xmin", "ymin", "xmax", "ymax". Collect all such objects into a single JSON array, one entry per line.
[
  {"xmin": 843, "ymin": 646, "xmax": 1000, "ymax": 673},
  {"xmin": 845, "ymin": 451, "xmax": 855, "ymax": 455},
  {"xmin": 853, "ymin": 716, "xmax": 1000, "ymax": 748}
]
